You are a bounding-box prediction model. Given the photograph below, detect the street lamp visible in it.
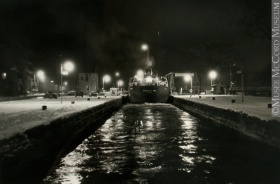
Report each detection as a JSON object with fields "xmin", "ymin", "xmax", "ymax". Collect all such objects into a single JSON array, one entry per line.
[
  {"xmin": 103, "ymin": 75, "xmax": 111, "ymax": 91},
  {"xmin": 64, "ymin": 61, "xmax": 74, "ymax": 71},
  {"xmin": 61, "ymin": 61, "xmax": 74, "ymax": 103},
  {"xmin": 184, "ymin": 75, "xmax": 192, "ymax": 93},
  {"xmin": 37, "ymin": 70, "xmax": 45, "ymax": 80},
  {"xmin": 37, "ymin": 70, "xmax": 45, "ymax": 92},
  {"xmin": 117, "ymin": 80, "xmax": 124, "ymax": 95},
  {"xmin": 115, "ymin": 72, "xmax": 120, "ymax": 88},
  {"xmin": 209, "ymin": 70, "xmax": 217, "ymax": 86},
  {"xmin": 141, "ymin": 43, "xmax": 150, "ymax": 65}
]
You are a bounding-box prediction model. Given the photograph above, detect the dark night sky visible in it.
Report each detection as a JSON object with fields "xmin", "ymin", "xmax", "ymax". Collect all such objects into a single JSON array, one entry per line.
[{"xmin": 0, "ymin": 0, "xmax": 271, "ymax": 87}]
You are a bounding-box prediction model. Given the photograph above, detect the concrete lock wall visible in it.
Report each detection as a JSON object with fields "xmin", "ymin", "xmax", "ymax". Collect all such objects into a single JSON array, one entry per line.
[
  {"xmin": 0, "ymin": 97, "xmax": 127, "ymax": 183},
  {"xmin": 171, "ymin": 97, "xmax": 280, "ymax": 150}
]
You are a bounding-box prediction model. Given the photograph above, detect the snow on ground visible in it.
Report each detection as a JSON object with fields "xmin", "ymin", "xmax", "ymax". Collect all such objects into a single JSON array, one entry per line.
[
  {"xmin": 0, "ymin": 94, "xmax": 278, "ymax": 141},
  {"xmin": 0, "ymin": 96, "xmax": 120, "ymax": 140},
  {"xmin": 176, "ymin": 94, "xmax": 276, "ymax": 121}
]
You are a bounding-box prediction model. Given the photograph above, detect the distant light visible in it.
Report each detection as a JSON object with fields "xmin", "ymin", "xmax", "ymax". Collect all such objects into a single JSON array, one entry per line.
[
  {"xmin": 51, "ymin": 80, "xmax": 54, "ymax": 83},
  {"xmin": 118, "ymin": 80, "xmax": 124, "ymax": 86},
  {"xmin": 137, "ymin": 70, "xmax": 144, "ymax": 77},
  {"xmin": 62, "ymin": 71, "xmax": 69, "ymax": 75},
  {"xmin": 103, "ymin": 75, "xmax": 111, "ymax": 82},
  {"xmin": 184, "ymin": 75, "xmax": 191, "ymax": 82},
  {"xmin": 115, "ymin": 72, "xmax": 119, "ymax": 76},
  {"xmin": 2, "ymin": 73, "xmax": 6, "ymax": 79},
  {"xmin": 141, "ymin": 44, "xmax": 148, "ymax": 51},
  {"xmin": 135, "ymin": 75, "xmax": 142, "ymax": 81},
  {"xmin": 37, "ymin": 70, "xmax": 45, "ymax": 81},
  {"xmin": 64, "ymin": 61, "xmax": 74, "ymax": 72},
  {"xmin": 146, "ymin": 76, "xmax": 152, "ymax": 83},
  {"xmin": 209, "ymin": 71, "xmax": 217, "ymax": 79},
  {"xmin": 64, "ymin": 81, "xmax": 68, "ymax": 85}
]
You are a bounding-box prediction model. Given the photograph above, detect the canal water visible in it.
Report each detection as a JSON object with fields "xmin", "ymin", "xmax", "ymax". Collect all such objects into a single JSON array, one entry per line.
[{"xmin": 43, "ymin": 104, "xmax": 280, "ymax": 184}]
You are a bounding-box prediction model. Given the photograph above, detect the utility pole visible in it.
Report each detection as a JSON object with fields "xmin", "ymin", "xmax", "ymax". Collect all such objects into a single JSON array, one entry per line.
[
  {"xmin": 241, "ymin": 62, "xmax": 244, "ymax": 103},
  {"xmin": 61, "ymin": 62, "xmax": 63, "ymax": 104},
  {"xmin": 230, "ymin": 62, "xmax": 232, "ymax": 89}
]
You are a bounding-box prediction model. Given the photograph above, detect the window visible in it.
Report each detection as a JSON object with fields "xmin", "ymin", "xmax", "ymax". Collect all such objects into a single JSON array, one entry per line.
[{"xmin": 81, "ymin": 76, "xmax": 84, "ymax": 80}]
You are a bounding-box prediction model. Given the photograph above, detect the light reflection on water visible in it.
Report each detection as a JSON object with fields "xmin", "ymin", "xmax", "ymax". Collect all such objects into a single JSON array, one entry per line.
[{"xmin": 43, "ymin": 104, "xmax": 280, "ymax": 184}]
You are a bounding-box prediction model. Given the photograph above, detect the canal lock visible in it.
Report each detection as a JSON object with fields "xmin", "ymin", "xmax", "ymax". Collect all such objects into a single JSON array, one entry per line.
[{"xmin": 1, "ymin": 96, "xmax": 280, "ymax": 183}]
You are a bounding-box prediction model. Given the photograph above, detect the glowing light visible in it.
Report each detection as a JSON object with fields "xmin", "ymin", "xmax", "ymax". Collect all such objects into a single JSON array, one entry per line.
[
  {"xmin": 2, "ymin": 73, "xmax": 7, "ymax": 79},
  {"xmin": 137, "ymin": 70, "xmax": 144, "ymax": 77},
  {"xmin": 184, "ymin": 75, "xmax": 191, "ymax": 82},
  {"xmin": 141, "ymin": 44, "xmax": 148, "ymax": 51},
  {"xmin": 146, "ymin": 76, "xmax": 153, "ymax": 83},
  {"xmin": 135, "ymin": 75, "xmax": 142, "ymax": 81},
  {"xmin": 37, "ymin": 70, "xmax": 45, "ymax": 81},
  {"xmin": 118, "ymin": 80, "xmax": 124, "ymax": 86},
  {"xmin": 209, "ymin": 70, "xmax": 217, "ymax": 86},
  {"xmin": 103, "ymin": 75, "xmax": 111, "ymax": 82},
  {"xmin": 209, "ymin": 71, "xmax": 217, "ymax": 79},
  {"xmin": 102, "ymin": 74, "xmax": 111, "ymax": 90},
  {"xmin": 60, "ymin": 61, "xmax": 74, "ymax": 104},
  {"xmin": 64, "ymin": 61, "xmax": 74, "ymax": 72},
  {"xmin": 62, "ymin": 71, "xmax": 69, "ymax": 75}
]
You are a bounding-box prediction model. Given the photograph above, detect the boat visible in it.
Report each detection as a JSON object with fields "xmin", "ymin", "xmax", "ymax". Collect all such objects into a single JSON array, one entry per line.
[{"xmin": 128, "ymin": 68, "xmax": 170, "ymax": 103}]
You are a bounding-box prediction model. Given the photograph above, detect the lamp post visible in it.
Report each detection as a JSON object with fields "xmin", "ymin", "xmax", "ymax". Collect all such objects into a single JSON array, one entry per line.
[
  {"xmin": 60, "ymin": 61, "xmax": 74, "ymax": 104},
  {"xmin": 209, "ymin": 70, "xmax": 217, "ymax": 86},
  {"xmin": 240, "ymin": 63, "xmax": 244, "ymax": 103},
  {"xmin": 141, "ymin": 43, "xmax": 150, "ymax": 66},
  {"xmin": 102, "ymin": 75, "xmax": 111, "ymax": 91},
  {"xmin": 184, "ymin": 75, "xmax": 192, "ymax": 94},
  {"xmin": 117, "ymin": 80, "xmax": 123, "ymax": 95},
  {"xmin": 115, "ymin": 72, "xmax": 120, "ymax": 88},
  {"xmin": 37, "ymin": 70, "xmax": 45, "ymax": 93}
]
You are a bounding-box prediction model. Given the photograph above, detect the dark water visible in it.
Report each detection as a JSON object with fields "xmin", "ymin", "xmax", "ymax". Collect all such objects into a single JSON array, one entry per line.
[{"xmin": 43, "ymin": 104, "xmax": 280, "ymax": 184}]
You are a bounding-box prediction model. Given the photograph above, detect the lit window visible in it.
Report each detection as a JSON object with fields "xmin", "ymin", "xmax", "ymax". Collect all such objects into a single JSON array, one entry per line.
[{"xmin": 2, "ymin": 73, "xmax": 6, "ymax": 79}]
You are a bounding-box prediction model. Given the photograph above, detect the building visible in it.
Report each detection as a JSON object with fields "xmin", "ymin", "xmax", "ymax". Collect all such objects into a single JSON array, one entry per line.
[
  {"xmin": 0, "ymin": 62, "xmax": 36, "ymax": 96},
  {"xmin": 78, "ymin": 73, "xmax": 99, "ymax": 95},
  {"xmin": 212, "ymin": 81, "xmax": 228, "ymax": 94}
]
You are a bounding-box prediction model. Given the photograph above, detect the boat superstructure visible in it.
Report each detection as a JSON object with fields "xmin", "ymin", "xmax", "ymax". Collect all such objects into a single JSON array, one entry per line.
[{"xmin": 128, "ymin": 68, "xmax": 170, "ymax": 103}]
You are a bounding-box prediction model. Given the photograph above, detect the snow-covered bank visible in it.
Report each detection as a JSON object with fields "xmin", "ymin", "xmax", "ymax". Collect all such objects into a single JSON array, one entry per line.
[
  {"xmin": 172, "ymin": 95, "xmax": 280, "ymax": 149},
  {"xmin": 0, "ymin": 97, "xmax": 124, "ymax": 183},
  {"xmin": 175, "ymin": 95, "xmax": 275, "ymax": 121},
  {"xmin": 0, "ymin": 96, "xmax": 119, "ymax": 140}
]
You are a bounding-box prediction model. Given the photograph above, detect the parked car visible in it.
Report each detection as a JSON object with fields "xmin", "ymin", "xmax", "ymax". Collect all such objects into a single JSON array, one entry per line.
[
  {"xmin": 75, "ymin": 91, "xmax": 84, "ymax": 97},
  {"xmin": 89, "ymin": 91, "xmax": 99, "ymax": 97},
  {"xmin": 67, "ymin": 90, "xmax": 76, "ymax": 96},
  {"xmin": 43, "ymin": 91, "xmax": 58, "ymax": 99}
]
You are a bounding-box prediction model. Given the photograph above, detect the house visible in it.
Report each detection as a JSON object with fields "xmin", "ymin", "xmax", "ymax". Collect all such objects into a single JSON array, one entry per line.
[
  {"xmin": 212, "ymin": 81, "xmax": 228, "ymax": 94},
  {"xmin": 0, "ymin": 62, "xmax": 35, "ymax": 96},
  {"xmin": 78, "ymin": 73, "xmax": 99, "ymax": 95}
]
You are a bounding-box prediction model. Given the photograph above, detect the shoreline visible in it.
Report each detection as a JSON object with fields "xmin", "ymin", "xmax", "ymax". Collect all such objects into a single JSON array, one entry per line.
[{"xmin": 172, "ymin": 96, "xmax": 280, "ymax": 149}]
